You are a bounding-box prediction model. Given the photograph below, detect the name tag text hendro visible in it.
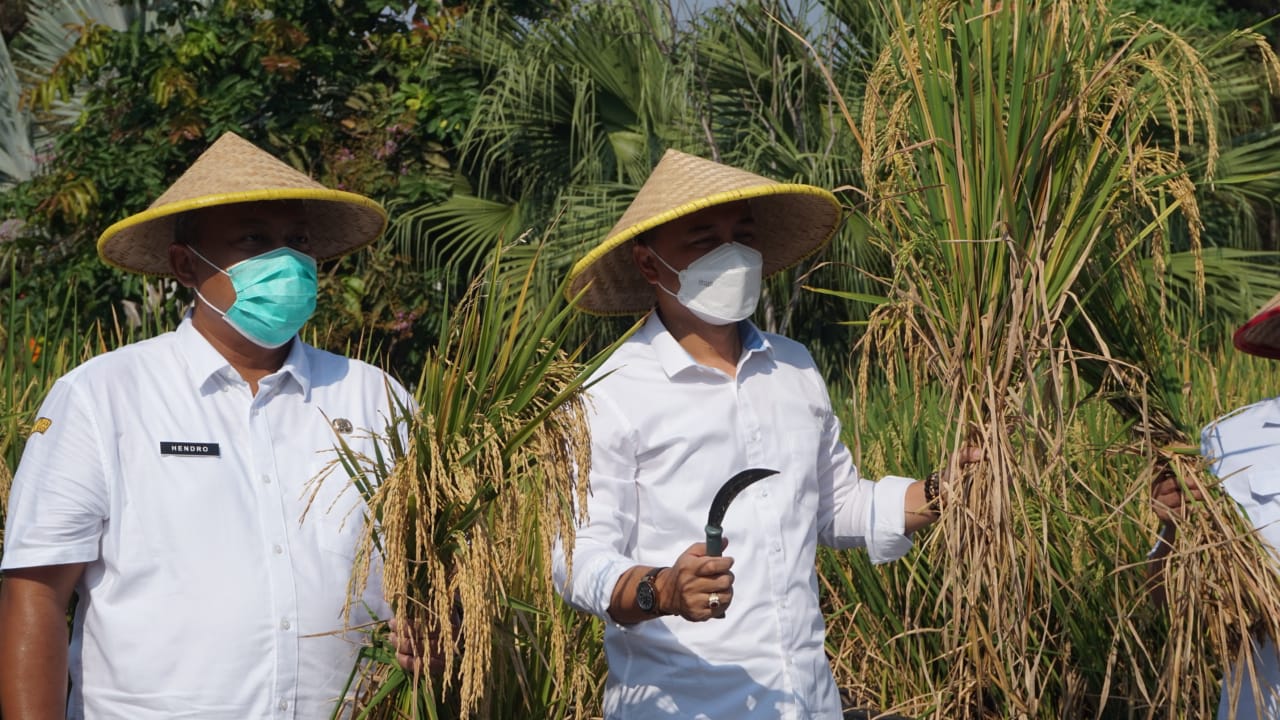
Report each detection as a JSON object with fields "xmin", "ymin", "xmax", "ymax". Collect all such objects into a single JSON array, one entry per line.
[{"xmin": 160, "ymin": 442, "xmax": 221, "ymax": 457}]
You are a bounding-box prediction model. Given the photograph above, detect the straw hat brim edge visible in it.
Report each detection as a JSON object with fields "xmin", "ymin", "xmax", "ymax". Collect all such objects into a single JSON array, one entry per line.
[
  {"xmin": 1234, "ymin": 306, "xmax": 1280, "ymax": 359},
  {"xmin": 565, "ymin": 183, "xmax": 844, "ymax": 316},
  {"xmin": 97, "ymin": 188, "xmax": 389, "ymax": 276}
]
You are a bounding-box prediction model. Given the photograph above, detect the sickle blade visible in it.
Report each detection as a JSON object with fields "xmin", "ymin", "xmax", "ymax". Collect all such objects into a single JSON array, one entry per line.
[{"xmin": 704, "ymin": 467, "xmax": 779, "ymax": 557}]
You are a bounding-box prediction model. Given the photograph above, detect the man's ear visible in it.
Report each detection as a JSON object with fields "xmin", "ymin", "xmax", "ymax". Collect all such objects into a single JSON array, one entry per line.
[
  {"xmin": 632, "ymin": 243, "xmax": 660, "ymax": 286},
  {"xmin": 169, "ymin": 244, "xmax": 198, "ymax": 288}
]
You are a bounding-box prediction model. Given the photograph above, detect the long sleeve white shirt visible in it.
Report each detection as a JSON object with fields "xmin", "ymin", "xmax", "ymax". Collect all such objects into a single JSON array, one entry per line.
[
  {"xmin": 552, "ymin": 313, "xmax": 915, "ymax": 719},
  {"xmin": 1204, "ymin": 397, "xmax": 1280, "ymax": 718}
]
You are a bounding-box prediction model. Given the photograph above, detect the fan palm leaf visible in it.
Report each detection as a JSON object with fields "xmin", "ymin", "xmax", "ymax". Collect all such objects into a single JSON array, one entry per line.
[{"xmin": 0, "ymin": 35, "xmax": 33, "ymax": 186}]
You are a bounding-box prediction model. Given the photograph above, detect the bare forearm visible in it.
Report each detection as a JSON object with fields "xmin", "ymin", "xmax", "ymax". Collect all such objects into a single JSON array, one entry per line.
[
  {"xmin": 0, "ymin": 566, "xmax": 83, "ymax": 719},
  {"xmin": 0, "ymin": 609, "xmax": 69, "ymax": 717},
  {"xmin": 904, "ymin": 480, "xmax": 939, "ymax": 533},
  {"xmin": 608, "ymin": 565, "xmax": 666, "ymax": 625},
  {"xmin": 1146, "ymin": 522, "xmax": 1176, "ymax": 608}
]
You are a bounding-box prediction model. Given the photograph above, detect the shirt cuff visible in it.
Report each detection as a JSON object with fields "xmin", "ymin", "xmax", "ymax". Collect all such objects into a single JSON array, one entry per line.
[
  {"xmin": 0, "ymin": 543, "xmax": 100, "ymax": 572},
  {"xmin": 563, "ymin": 552, "xmax": 633, "ymax": 619},
  {"xmin": 867, "ymin": 474, "xmax": 915, "ymax": 564}
]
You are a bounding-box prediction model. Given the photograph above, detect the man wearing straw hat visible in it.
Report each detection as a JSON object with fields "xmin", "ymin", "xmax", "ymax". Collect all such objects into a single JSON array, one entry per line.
[
  {"xmin": 1153, "ymin": 298, "xmax": 1280, "ymax": 718},
  {"xmin": 552, "ymin": 149, "xmax": 976, "ymax": 718},
  {"xmin": 0, "ymin": 132, "xmax": 412, "ymax": 718}
]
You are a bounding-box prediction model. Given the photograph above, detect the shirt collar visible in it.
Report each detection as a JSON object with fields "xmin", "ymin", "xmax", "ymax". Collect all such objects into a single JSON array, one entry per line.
[
  {"xmin": 175, "ymin": 314, "xmax": 311, "ymax": 397},
  {"xmin": 1260, "ymin": 396, "xmax": 1280, "ymax": 426},
  {"xmin": 641, "ymin": 312, "xmax": 773, "ymax": 379},
  {"xmin": 277, "ymin": 334, "xmax": 312, "ymax": 398}
]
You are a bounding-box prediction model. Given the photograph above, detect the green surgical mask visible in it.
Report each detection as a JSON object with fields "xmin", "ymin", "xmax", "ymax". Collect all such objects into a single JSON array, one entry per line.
[{"xmin": 189, "ymin": 246, "xmax": 318, "ymax": 349}]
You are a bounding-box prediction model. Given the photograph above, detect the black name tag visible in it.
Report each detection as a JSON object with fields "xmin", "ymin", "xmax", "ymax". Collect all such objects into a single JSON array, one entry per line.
[{"xmin": 160, "ymin": 441, "xmax": 221, "ymax": 457}]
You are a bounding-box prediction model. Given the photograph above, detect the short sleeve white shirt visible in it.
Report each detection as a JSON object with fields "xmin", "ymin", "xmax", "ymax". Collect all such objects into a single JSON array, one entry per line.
[
  {"xmin": 2, "ymin": 318, "xmax": 410, "ymax": 719},
  {"xmin": 552, "ymin": 314, "xmax": 914, "ymax": 720},
  {"xmin": 1204, "ymin": 397, "xmax": 1280, "ymax": 719}
]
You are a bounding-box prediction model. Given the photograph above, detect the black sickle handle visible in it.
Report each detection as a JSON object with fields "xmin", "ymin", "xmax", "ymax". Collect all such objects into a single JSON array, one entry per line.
[{"xmin": 705, "ymin": 467, "xmax": 779, "ymax": 557}]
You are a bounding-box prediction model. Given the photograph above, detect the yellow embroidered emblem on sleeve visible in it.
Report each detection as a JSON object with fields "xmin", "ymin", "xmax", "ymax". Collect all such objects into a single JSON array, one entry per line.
[{"xmin": 32, "ymin": 417, "xmax": 52, "ymax": 434}]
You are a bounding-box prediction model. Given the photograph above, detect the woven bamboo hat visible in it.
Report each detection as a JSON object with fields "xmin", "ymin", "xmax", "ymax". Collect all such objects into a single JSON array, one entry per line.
[
  {"xmin": 565, "ymin": 148, "xmax": 844, "ymax": 315},
  {"xmin": 1235, "ymin": 291, "xmax": 1280, "ymax": 359},
  {"xmin": 97, "ymin": 132, "xmax": 387, "ymax": 276}
]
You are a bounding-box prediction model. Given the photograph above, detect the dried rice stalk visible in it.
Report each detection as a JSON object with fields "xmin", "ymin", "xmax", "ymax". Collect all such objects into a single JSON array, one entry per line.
[
  {"xmin": 819, "ymin": 0, "xmax": 1280, "ymax": 716},
  {"xmin": 323, "ymin": 246, "xmax": 603, "ymax": 718}
]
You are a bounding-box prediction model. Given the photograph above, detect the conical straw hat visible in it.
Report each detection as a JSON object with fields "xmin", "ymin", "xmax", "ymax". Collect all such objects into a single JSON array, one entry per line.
[
  {"xmin": 1235, "ymin": 291, "xmax": 1280, "ymax": 359},
  {"xmin": 565, "ymin": 148, "xmax": 844, "ymax": 316},
  {"xmin": 97, "ymin": 132, "xmax": 387, "ymax": 276}
]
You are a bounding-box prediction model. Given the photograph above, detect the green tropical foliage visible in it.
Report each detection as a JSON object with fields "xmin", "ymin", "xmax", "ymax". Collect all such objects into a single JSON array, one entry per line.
[
  {"xmin": 0, "ymin": 0, "xmax": 475, "ymax": 371},
  {"xmin": 0, "ymin": 0, "xmax": 173, "ymax": 192}
]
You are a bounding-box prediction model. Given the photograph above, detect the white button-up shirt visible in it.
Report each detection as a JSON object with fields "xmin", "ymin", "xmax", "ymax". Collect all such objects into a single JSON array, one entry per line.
[
  {"xmin": 552, "ymin": 314, "xmax": 914, "ymax": 720},
  {"xmin": 1204, "ymin": 397, "xmax": 1280, "ymax": 718},
  {"xmin": 2, "ymin": 318, "xmax": 408, "ymax": 719}
]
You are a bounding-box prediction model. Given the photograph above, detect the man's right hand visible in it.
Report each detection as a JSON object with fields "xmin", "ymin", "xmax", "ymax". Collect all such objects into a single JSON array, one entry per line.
[
  {"xmin": 1150, "ymin": 465, "xmax": 1207, "ymax": 525},
  {"xmin": 662, "ymin": 541, "xmax": 735, "ymax": 622},
  {"xmin": 1146, "ymin": 464, "xmax": 1208, "ymax": 605}
]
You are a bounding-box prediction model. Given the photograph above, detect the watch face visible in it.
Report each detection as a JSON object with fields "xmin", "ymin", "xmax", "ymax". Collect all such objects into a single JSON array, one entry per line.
[{"xmin": 637, "ymin": 579, "xmax": 657, "ymax": 612}]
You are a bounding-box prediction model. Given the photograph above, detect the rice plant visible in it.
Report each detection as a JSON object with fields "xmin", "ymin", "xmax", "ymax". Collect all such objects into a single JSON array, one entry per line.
[
  {"xmin": 332, "ymin": 239, "xmax": 621, "ymax": 718},
  {"xmin": 810, "ymin": 0, "xmax": 1280, "ymax": 716}
]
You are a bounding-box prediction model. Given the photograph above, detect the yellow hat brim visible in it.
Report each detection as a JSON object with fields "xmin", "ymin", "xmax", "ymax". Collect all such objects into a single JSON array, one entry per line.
[{"xmin": 97, "ymin": 188, "xmax": 387, "ymax": 276}]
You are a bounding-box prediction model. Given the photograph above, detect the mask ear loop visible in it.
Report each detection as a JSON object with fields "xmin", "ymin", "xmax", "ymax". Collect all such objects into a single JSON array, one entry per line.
[
  {"xmin": 645, "ymin": 246, "xmax": 684, "ymax": 300},
  {"xmin": 183, "ymin": 245, "xmax": 234, "ymax": 319},
  {"xmin": 184, "ymin": 245, "xmax": 231, "ymax": 277},
  {"xmin": 192, "ymin": 287, "xmax": 229, "ymax": 319}
]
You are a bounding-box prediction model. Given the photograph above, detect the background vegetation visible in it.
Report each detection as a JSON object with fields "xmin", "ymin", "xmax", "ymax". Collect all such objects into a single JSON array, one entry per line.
[{"xmin": 3, "ymin": 0, "xmax": 1280, "ymax": 717}]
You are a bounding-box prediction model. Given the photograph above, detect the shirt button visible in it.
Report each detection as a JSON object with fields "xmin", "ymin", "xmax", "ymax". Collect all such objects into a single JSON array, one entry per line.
[
  {"xmin": 281, "ymin": 619, "xmax": 292, "ymax": 631},
  {"xmin": 261, "ymin": 474, "xmax": 272, "ymax": 485},
  {"xmin": 273, "ymin": 544, "xmax": 284, "ymax": 555},
  {"xmin": 277, "ymin": 700, "xmax": 289, "ymax": 711},
  {"xmin": 773, "ymin": 542, "xmax": 782, "ymax": 552}
]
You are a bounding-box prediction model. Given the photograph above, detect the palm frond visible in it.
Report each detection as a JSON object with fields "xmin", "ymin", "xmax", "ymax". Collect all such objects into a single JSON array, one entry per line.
[{"xmin": 0, "ymin": 34, "xmax": 34, "ymax": 186}]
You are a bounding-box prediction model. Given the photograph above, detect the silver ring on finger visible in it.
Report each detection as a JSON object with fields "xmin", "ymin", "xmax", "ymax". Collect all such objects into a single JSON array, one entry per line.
[{"xmin": 708, "ymin": 593, "xmax": 721, "ymax": 609}]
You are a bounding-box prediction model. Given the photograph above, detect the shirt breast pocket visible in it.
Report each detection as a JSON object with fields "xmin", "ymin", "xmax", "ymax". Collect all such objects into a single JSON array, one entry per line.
[
  {"xmin": 783, "ymin": 421, "xmax": 823, "ymax": 513},
  {"xmin": 297, "ymin": 451, "xmax": 369, "ymax": 562},
  {"xmin": 1248, "ymin": 470, "xmax": 1280, "ymax": 500},
  {"xmin": 1232, "ymin": 469, "xmax": 1280, "ymax": 556},
  {"xmin": 117, "ymin": 437, "xmax": 248, "ymax": 562},
  {"xmin": 1221, "ymin": 468, "xmax": 1280, "ymax": 540}
]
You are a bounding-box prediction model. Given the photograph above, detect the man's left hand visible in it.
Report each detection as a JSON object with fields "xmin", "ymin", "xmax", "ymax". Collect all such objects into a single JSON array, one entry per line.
[
  {"xmin": 389, "ymin": 616, "xmax": 448, "ymax": 676},
  {"xmin": 934, "ymin": 444, "xmax": 984, "ymax": 505}
]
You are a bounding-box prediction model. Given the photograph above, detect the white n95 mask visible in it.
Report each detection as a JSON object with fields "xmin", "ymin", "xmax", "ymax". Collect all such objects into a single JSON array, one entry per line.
[{"xmin": 651, "ymin": 242, "xmax": 764, "ymax": 325}]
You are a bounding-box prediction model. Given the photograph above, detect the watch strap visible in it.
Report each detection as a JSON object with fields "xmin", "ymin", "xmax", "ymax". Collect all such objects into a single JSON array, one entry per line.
[{"xmin": 639, "ymin": 566, "xmax": 667, "ymax": 615}]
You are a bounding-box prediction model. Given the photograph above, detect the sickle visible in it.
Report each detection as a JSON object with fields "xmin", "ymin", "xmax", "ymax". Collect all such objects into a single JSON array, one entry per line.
[{"xmin": 705, "ymin": 467, "xmax": 779, "ymax": 557}]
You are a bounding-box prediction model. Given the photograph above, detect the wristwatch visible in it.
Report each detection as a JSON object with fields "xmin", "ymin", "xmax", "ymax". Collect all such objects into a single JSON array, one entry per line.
[{"xmin": 636, "ymin": 566, "xmax": 667, "ymax": 615}]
